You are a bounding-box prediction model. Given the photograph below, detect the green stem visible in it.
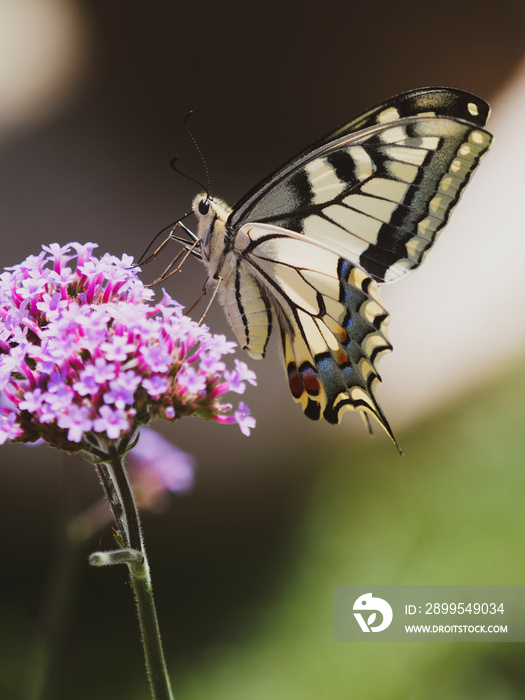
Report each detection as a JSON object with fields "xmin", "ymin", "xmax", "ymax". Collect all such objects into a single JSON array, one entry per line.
[
  {"xmin": 93, "ymin": 439, "xmax": 174, "ymax": 700},
  {"xmin": 129, "ymin": 554, "xmax": 174, "ymax": 700}
]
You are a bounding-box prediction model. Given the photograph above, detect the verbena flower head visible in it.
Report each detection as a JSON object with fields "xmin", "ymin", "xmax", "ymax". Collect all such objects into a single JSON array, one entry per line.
[{"xmin": 0, "ymin": 243, "xmax": 256, "ymax": 452}]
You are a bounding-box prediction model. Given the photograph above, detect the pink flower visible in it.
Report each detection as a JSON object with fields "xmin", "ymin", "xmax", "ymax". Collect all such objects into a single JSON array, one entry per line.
[
  {"xmin": 224, "ymin": 359, "xmax": 258, "ymax": 394},
  {"xmin": 234, "ymin": 402, "xmax": 257, "ymax": 437},
  {"xmin": 214, "ymin": 401, "xmax": 256, "ymax": 436},
  {"xmin": 0, "ymin": 243, "xmax": 256, "ymax": 452}
]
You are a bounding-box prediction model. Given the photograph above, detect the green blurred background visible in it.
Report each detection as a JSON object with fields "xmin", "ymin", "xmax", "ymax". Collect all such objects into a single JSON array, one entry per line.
[{"xmin": 1, "ymin": 0, "xmax": 525, "ymax": 698}]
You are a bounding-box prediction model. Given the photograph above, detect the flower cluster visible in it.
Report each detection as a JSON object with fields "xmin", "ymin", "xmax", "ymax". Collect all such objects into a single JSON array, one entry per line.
[{"xmin": 0, "ymin": 243, "xmax": 256, "ymax": 451}]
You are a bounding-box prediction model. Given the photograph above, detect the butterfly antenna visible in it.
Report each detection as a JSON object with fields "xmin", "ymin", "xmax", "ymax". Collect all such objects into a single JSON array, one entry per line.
[
  {"xmin": 170, "ymin": 156, "xmax": 209, "ymax": 195},
  {"xmin": 183, "ymin": 110, "xmax": 211, "ymax": 196}
]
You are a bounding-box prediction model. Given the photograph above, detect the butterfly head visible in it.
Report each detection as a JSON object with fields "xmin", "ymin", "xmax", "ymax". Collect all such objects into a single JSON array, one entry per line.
[{"xmin": 192, "ymin": 192, "xmax": 232, "ymax": 264}]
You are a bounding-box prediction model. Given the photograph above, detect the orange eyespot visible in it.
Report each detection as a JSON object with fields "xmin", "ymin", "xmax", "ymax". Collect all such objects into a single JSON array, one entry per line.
[
  {"xmin": 301, "ymin": 366, "xmax": 321, "ymax": 396},
  {"xmin": 288, "ymin": 365, "xmax": 303, "ymax": 398}
]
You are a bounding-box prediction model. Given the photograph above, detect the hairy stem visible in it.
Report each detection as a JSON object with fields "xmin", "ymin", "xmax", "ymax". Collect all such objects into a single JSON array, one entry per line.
[{"xmin": 94, "ymin": 439, "xmax": 174, "ymax": 700}]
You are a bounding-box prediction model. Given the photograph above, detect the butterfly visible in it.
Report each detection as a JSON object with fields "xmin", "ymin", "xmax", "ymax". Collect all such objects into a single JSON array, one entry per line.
[{"xmin": 169, "ymin": 87, "xmax": 492, "ymax": 448}]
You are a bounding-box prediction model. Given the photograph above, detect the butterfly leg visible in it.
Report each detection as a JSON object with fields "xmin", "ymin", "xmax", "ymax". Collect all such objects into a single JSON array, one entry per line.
[
  {"xmin": 183, "ymin": 276, "xmax": 223, "ymax": 325},
  {"xmin": 145, "ymin": 237, "xmax": 201, "ymax": 287},
  {"xmin": 197, "ymin": 277, "xmax": 223, "ymax": 325},
  {"xmin": 184, "ymin": 279, "xmax": 210, "ymax": 316},
  {"xmin": 136, "ymin": 226, "xmax": 177, "ymax": 267}
]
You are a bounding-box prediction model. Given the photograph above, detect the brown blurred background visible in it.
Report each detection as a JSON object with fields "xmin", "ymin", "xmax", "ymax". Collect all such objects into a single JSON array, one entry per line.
[{"xmin": 2, "ymin": 1, "xmax": 525, "ymax": 699}]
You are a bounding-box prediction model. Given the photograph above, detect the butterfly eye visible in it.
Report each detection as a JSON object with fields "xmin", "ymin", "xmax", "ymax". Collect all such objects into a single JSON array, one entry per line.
[{"xmin": 198, "ymin": 199, "xmax": 210, "ymax": 216}]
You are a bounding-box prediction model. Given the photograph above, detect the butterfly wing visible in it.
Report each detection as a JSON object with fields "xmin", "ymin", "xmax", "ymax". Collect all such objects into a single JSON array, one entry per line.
[
  {"xmin": 221, "ymin": 223, "xmax": 396, "ymax": 441},
  {"xmin": 229, "ymin": 91, "xmax": 492, "ymax": 283},
  {"xmin": 196, "ymin": 88, "xmax": 492, "ymax": 440}
]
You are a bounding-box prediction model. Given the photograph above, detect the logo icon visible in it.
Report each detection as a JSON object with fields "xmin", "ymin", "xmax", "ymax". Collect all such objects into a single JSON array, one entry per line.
[{"xmin": 353, "ymin": 593, "xmax": 393, "ymax": 632}]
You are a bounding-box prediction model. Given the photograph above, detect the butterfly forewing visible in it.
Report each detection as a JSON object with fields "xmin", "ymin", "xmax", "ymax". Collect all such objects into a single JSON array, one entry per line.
[
  {"xmin": 230, "ymin": 117, "xmax": 492, "ymax": 283},
  {"xmin": 230, "ymin": 87, "xmax": 490, "ymax": 230}
]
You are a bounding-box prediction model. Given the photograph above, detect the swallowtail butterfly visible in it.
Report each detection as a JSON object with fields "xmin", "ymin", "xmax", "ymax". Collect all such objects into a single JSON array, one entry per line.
[{"xmin": 183, "ymin": 87, "xmax": 493, "ymax": 446}]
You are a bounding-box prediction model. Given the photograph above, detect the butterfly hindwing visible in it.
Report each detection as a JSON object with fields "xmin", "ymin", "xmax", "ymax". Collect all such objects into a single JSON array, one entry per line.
[{"xmin": 228, "ymin": 224, "xmax": 395, "ymax": 439}]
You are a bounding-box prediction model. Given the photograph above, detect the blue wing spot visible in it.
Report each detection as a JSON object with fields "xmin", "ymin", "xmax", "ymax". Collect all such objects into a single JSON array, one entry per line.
[{"xmin": 338, "ymin": 259, "xmax": 354, "ymax": 281}]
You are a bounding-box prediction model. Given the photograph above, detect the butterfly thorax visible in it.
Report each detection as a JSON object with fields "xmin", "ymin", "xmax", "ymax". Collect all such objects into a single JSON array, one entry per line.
[{"xmin": 192, "ymin": 192, "xmax": 273, "ymax": 361}]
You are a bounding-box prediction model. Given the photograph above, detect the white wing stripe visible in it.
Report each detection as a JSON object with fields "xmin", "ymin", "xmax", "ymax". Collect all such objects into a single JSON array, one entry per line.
[
  {"xmin": 346, "ymin": 146, "xmax": 374, "ymax": 179},
  {"xmin": 360, "ymin": 177, "xmax": 410, "ymax": 202},
  {"xmin": 305, "ymin": 159, "xmax": 345, "ymax": 204},
  {"xmin": 302, "ymin": 215, "xmax": 371, "ymax": 257},
  {"xmin": 382, "ymin": 145, "xmax": 428, "ymax": 165},
  {"xmin": 343, "ymin": 194, "xmax": 399, "ymax": 221},
  {"xmin": 325, "ymin": 205, "xmax": 383, "ymax": 244}
]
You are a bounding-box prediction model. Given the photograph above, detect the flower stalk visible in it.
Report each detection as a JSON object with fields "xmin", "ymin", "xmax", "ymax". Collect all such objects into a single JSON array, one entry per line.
[{"xmin": 90, "ymin": 439, "xmax": 174, "ymax": 700}]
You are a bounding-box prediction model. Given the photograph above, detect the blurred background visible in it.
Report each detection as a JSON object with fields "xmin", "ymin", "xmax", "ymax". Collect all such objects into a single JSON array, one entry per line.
[{"xmin": 1, "ymin": 0, "xmax": 525, "ymax": 698}]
